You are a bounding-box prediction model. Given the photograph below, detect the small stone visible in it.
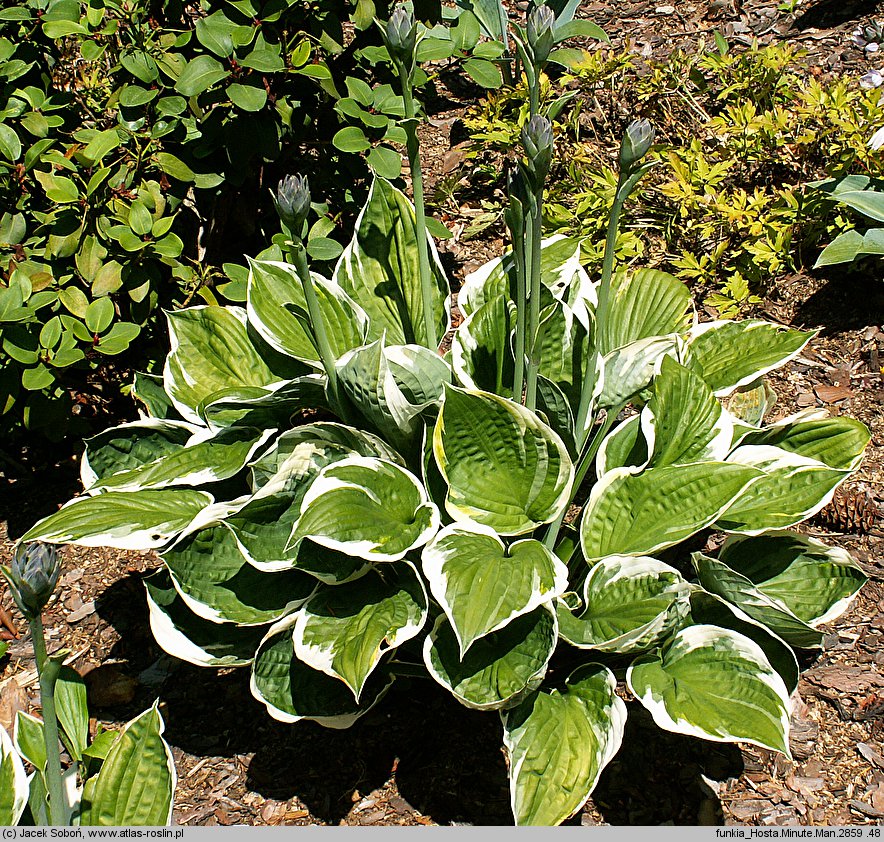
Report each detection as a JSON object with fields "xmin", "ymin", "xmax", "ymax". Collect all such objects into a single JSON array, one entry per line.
[{"xmin": 656, "ymin": 4, "xmax": 675, "ymax": 12}]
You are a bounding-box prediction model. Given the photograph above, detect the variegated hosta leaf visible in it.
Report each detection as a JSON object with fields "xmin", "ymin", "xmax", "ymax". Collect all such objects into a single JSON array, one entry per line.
[
  {"xmin": 81, "ymin": 419, "xmax": 195, "ymax": 488},
  {"xmin": 132, "ymin": 371, "xmax": 178, "ymax": 420},
  {"xmin": 739, "ymin": 415, "xmax": 869, "ymax": 472},
  {"xmin": 627, "ymin": 624, "xmax": 791, "ymax": 755},
  {"xmin": 433, "ymin": 385, "xmax": 573, "ymax": 535},
  {"xmin": 0, "ymin": 723, "xmax": 28, "ymax": 826},
  {"xmin": 596, "ymin": 268, "xmax": 691, "ymax": 356},
  {"xmin": 249, "ymin": 422, "xmax": 401, "ymax": 492},
  {"xmin": 336, "ymin": 340, "xmax": 450, "ymax": 449},
  {"xmin": 557, "ymin": 555, "xmax": 689, "ymax": 652},
  {"xmin": 20, "ymin": 489, "xmax": 213, "ymax": 550},
  {"xmin": 79, "ymin": 703, "xmax": 175, "ymax": 826},
  {"xmin": 502, "ymin": 663, "xmax": 626, "ymax": 826},
  {"xmin": 686, "ymin": 320, "xmax": 816, "ymax": 396},
  {"xmin": 424, "ymin": 607, "xmax": 557, "ymax": 712},
  {"xmin": 725, "ymin": 379, "xmax": 777, "ymax": 428},
  {"xmin": 688, "ymin": 590, "xmax": 799, "ymax": 693},
  {"xmin": 333, "ymin": 177, "xmax": 450, "ymax": 348},
  {"xmin": 451, "ymin": 293, "xmax": 514, "ymax": 395},
  {"xmin": 537, "ymin": 298, "xmax": 589, "ymax": 409},
  {"xmin": 580, "ymin": 463, "xmax": 762, "ymax": 563},
  {"xmin": 598, "ymin": 334, "xmax": 679, "ymax": 408},
  {"xmin": 199, "ymin": 375, "xmax": 328, "ymax": 430},
  {"xmin": 293, "ymin": 561, "xmax": 427, "ymax": 701},
  {"xmin": 287, "ymin": 456, "xmax": 439, "ymax": 562},
  {"xmin": 144, "ymin": 571, "xmax": 265, "ymax": 667},
  {"xmin": 247, "ymin": 260, "xmax": 368, "ymax": 366},
  {"xmin": 536, "ymin": 376, "xmax": 577, "ymax": 456},
  {"xmin": 88, "ymin": 427, "xmax": 274, "ymax": 493},
  {"xmin": 162, "ymin": 524, "xmax": 317, "ymax": 625},
  {"xmin": 644, "ymin": 356, "xmax": 732, "ymax": 466},
  {"xmin": 250, "ymin": 614, "xmax": 394, "ymax": 728},
  {"xmin": 163, "ymin": 306, "xmax": 280, "ymax": 424},
  {"xmin": 421, "ymin": 522, "xmax": 568, "ymax": 655},
  {"xmin": 459, "ymin": 234, "xmax": 584, "ymax": 317},
  {"xmin": 716, "ymin": 446, "xmax": 849, "ymax": 534},
  {"xmin": 596, "ymin": 414, "xmax": 649, "ymax": 477},
  {"xmin": 692, "ymin": 553, "xmax": 823, "ymax": 648},
  {"xmin": 719, "ymin": 532, "xmax": 867, "ymax": 626}
]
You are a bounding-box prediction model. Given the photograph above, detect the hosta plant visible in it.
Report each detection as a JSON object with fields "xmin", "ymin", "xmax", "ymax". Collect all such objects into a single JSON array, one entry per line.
[{"xmin": 21, "ymin": 6, "xmax": 870, "ymax": 827}]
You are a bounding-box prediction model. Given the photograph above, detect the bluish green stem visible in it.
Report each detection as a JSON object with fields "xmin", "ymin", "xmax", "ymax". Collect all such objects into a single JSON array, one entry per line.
[
  {"xmin": 396, "ymin": 58, "xmax": 437, "ymax": 350},
  {"xmin": 524, "ymin": 194, "xmax": 543, "ymax": 410},
  {"xmin": 30, "ymin": 614, "xmax": 67, "ymax": 827},
  {"xmin": 511, "ymin": 220, "xmax": 528, "ymax": 403}
]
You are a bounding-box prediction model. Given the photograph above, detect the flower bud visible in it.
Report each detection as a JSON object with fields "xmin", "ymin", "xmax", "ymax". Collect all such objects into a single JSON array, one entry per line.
[
  {"xmin": 619, "ymin": 119, "xmax": 654, "ymax": 172},
  {"xmin": 527, "ymin": 5, "xmax": 556, "ymax": 66},
  {"xmin": 3, "ymin": 542, "xmax": 61, "ymax": 618},
  {"xmin": 274, "ymin": 174, "xmax": 311, "ymax": 231},
  {"xmin": 384, "ymin": 5, "xmax": 417, "ymax": 65},
  {"xmin": 521, "ymin": 114, "xmax": 554, "ymax": 186}
]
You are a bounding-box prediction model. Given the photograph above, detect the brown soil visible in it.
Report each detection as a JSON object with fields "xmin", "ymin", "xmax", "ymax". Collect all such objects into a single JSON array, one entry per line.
[{"xmin": 2, "ymin": 0, "xmax": 884, "ymax": 827}]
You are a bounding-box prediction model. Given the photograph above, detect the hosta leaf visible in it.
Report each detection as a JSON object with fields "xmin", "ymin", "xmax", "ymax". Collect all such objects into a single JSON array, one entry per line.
[
  {"xmin": 644, "ymin": 356, "xmax": 731, "ymax": 466},
  {"xmin": 451, "ymin": 293, "xmax": 514, "ymax": 395},
  {"xmin": 79, "ymin": 704, "xmax": 175, "ymax": 826},
  {"xmin": 688, "ymin": 590, "xmax": 799, "ymax": 693},
  {"xmin": 692, "ymin": 553, "xmax": 823, "ymax": 648},
  {"xmin": 598, "ymin": 335, "xmax": 678, "ymax": 408},
  {"xmin": 459, "ymin": 235, "xmax": 585, "ymax": 317},
  {"xmin": 336, "ymin": 340, "xmax": 450, "ymax": 449},
  {"xmin": 739, "ymin": 415, "xmax": 868, "ymax": 472},
  {"xmin": 333, "ymin": 177, "xmax": 450, "ymax": 348},
  {"xmin": 580, "ymin": 463, "xmax": 761, "ymax": 563},
  {"xmin": 20, "ymin": 489, "xmax": 212, "ymax": 550},
  {"xmin": 247, "ymin": 260, "xmax": 367, "ymax": 365},
  {"xmin": 287, "ymin": 457, "xmax": 439, "ymax": 562},
  {"xmin": 719, "ymin": 532, "xmax": 867, "ymax": 626},
  {"xmin": 200, "ymin": 375, "xmax": 327, "ymax": 430},
  {"xmin": 132, "ymin": 372, "xmax": 178, "ymax": 420},
  {"xmin": 627, "ymin": 624, "xmax": 791, "ymax": 755},
  {"xmin": 0, "ymin": 723, "xmax": 28, "ymax": 826},
  {"xmin": 424, "ymin": 607, "xmax": 557, "ymax": 712},
  {"xmin": 293, "ymin": 561, "xmax": 427, "ymax": 700},
  {"xmin": 557, "ymin": 555, "xmax": 689, "ymax": 652},
  {"xmin": 144, "ymin": 571, "xmax": 265, "ymax": 667},
  {"xmin": 251, "ymin": 615, "xmax": 394, "ymax": 728},
  {"xmin": 716, "ymin": 446, "xmax": 849, "ymax": 534},
  {"xmin": 162, "ymin": 525, "xmax": 316, "ymax": 625},
  {"xmin": 421, "ymin": 522, "xmax": 568, "ymax": 655},
  {"xmin": 597, "ymin": 268, "xmax": 691, "ymax": 356},
  {"xmin": 81, "ymin": 419, "xmax": 194, "ymax": 488},
  {"xmin": 596, "ymin": 414, "xmax": 649, "ymax": 477},
  {"xmin": 687, "ymin": 321, "xmax": 815, "ymax": 396},
  {"xmin": 88, "ymin": 427, "xmax": 274, "ymax": 493},
  {"xmin": 55, "ymin": 667, "xmax": 88, "ymax": 762},
  {"xmin": 164, "ymin": 306, "xmax": 278, "ymax": 424},
  {"xmin": 433, "ymin": 385, "xmax": 573, "ymax": 535},
  {"xmin": 502, "ymin": 663, "xmax": 626, "ymax": 826},
  {"xmin": 537, "ymin": 298, "xmax": 589, "ymax": 409},
  {"xmin": 726, "ymin": 379, "xmax": 777, "ymax": 428}
]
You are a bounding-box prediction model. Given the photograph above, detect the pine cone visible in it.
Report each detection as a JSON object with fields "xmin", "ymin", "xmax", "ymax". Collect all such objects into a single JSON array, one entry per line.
[{"xmin": 813, "ymin": 487, "xmax": 879, "ymax": 534}]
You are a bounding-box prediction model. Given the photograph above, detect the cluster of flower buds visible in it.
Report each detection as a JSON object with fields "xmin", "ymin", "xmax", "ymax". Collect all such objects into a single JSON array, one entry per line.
[
  {"xmin": 618, "ymin": 119, "xmax": 655, "ymax": 173},
  {"xmin": 274, "ymin": 174, "xmax": 311, "ymax": 233},
  {"xmin": 527, "ymin": 4, "xmax": 556, "ymax": 66},
  {"xmin": 521, "ymin": 114, "xmax": 554, "ymax": 190},
  {"xmin": 2, "ymin": 541, "xmax": 61, "ymax": 619},
  {"xmin": 383, "ymin": 5, "xmax": 418, "ymax": 67}
]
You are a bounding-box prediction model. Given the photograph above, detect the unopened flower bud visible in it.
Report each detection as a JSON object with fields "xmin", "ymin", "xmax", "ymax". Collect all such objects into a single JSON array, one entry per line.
[
  {"xmin": 527, "ymin": 5, "xmax": 556, "ymax": 66},
  {"xmin": 3, "ymin": 542, "xmax": 61, "ymax": 618},
  {"xmin": 384, "ymin": 5, "xmax": 417, "ymax": 64},
  {"xmin": 619, "ymin": 119, "xmax": 654, "ymax": 172},
  {"xmin": 274, "ymin": 174, "xmax": 311, "ymax": 231},
  {"xmin": 521, "ymin": 114, "xmax": 554, "ymax": 186}
]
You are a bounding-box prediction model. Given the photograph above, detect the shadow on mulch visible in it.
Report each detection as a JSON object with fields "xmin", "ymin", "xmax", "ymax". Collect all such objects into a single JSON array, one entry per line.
[
  {"xmin": 791, "ymin": 271, "xmax": 884, "ymax": 335},
  {"xmin": 92, "ymin": 573, "xmax": 746, "ymax": 827},
  {"xmin": 0, "ymin": 452, "xmax": 81, "ymax": 540},
  {"xmin": 792, "ymin": 0, "xmax": 882, "ymax": 31}
]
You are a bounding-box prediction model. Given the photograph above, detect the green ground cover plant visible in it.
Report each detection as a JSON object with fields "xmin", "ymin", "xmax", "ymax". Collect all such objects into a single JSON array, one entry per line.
[
  {"xmin": 18, "ymin": 4, "xmax": 871, "ymax": 827},
  {"xmin": 459, "ymin": 39, "xmax": 884, "ymax": 314}
]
